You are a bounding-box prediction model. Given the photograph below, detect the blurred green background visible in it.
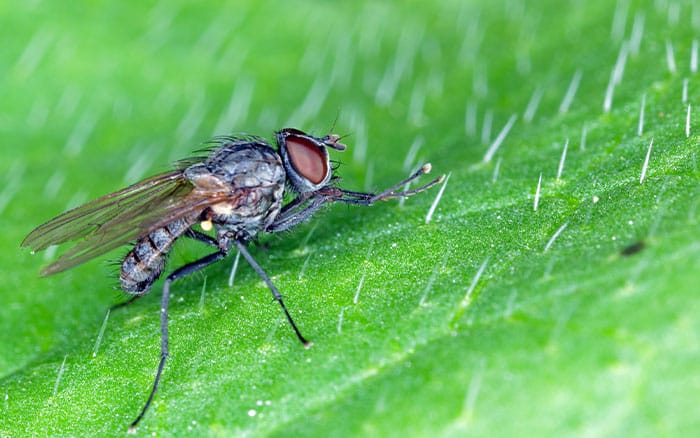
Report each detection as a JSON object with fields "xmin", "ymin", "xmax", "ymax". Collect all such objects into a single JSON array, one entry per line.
[{"xmin": 1, "ymin": 0, "xmax": 699, "ymax": 436}]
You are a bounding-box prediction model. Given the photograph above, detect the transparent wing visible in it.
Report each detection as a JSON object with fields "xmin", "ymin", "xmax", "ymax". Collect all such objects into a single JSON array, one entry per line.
[
  {"xmin": 23, "ymin": 170, "xmax": 187, "ymax": 250},
  {"xmin": 22, "ymin": 170, "xmax": 235, "ymax": 276}
]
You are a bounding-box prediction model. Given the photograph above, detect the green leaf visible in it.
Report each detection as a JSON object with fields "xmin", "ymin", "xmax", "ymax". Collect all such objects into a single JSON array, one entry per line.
[{"xmin": 2, "ymin": 0, "xmax": 699, "ymax": 436}]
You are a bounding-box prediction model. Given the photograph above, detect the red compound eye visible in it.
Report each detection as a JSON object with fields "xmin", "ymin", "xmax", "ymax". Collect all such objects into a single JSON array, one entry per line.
[{"xmin": 284, "ymin": 135, "xmax": 329, "ymax": 185}]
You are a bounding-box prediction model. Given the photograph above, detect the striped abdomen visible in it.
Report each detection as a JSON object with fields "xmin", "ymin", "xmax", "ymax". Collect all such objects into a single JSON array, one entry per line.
[{"xmin": 120, "ymin": 218, "xmax": 192, "ymax": 295}]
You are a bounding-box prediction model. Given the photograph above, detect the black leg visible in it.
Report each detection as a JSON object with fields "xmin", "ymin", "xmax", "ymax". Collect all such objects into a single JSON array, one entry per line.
[
  {"xmin": 185, "ymin": 228, "xmax": 219, "ymax": 248},
  {"xmin": 109, "ymin": 295, "xmax": 141, "ymax": 312},
  {"xmin": 331, "ymin": 164, "xmax": 443, "ymax": 205},
  {"xmin": 234, "ymin": 240, "xmax": 312, "ymax": 347},
  {"xmin": 267, "ymin": 196, "xmax": 332, "ymax": 233},
  {"xmin": 186, "ymin": 229, "xmax": 310, "ymax": 344},
  {"xmin": 276, "ymin": 192, "xmax": 311, "ymax": 217},
  {"xmin": 268, "ymin": 164, "xmax": 444, "ymax": 233},
  {"xmin": 129, "ymin": 250, "xmax": 227, "ymax": 431}
]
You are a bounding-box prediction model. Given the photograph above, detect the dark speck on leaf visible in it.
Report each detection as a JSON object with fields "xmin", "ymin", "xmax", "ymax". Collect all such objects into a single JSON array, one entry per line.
[{"xmin": 620, "ymin": 240, "xmax": 645, "ymax": 256}]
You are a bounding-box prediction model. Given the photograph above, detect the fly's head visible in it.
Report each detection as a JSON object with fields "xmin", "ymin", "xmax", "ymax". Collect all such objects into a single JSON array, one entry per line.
[{"xmin": 276, "ymin": 128, "xmax": 346, "ymax": 193}]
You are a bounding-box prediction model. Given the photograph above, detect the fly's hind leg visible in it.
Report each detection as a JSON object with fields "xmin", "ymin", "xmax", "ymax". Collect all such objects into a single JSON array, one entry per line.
[
  {"xmin": 185, "ymin": 228, "xmax": 218, "ymax": 247},
  {"xmin": 131, "ymin": 230, "xmax": 311, "ymax": 429},
  {"xmin": 110, "ymin": 295, "xmax": 141, "ymax": 312},
  {"xmin": 129, "ymin": 249, "xmax": 227, "ymax": 430}
]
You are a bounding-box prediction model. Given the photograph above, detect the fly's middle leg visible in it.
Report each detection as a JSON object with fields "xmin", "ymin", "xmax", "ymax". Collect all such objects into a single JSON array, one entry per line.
[{"xmin": 233, "ymin": 239, "xmax": 312, "ymax": 347}]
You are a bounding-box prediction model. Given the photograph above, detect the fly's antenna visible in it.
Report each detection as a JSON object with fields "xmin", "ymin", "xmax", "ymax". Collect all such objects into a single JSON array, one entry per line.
[{"xmin": 328, "ymin": 109, "xmax": 340, "ymax": 134}]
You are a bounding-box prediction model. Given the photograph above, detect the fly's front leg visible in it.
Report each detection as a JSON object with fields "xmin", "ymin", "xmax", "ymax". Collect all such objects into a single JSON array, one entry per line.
[
  {"xmin": 267, "ymin": 195, "xmax": 334, "ymax": 233},
  {"xmin": 268, "ymin": 164, "xmax": 443, "ymax": 232},
  {"xmin": 328, "ymin": 163, "xmax": 444, "ymax": 205},
  {"xmin": 276, "ymin": 191, "xmax": 311, "ymax": 217}
]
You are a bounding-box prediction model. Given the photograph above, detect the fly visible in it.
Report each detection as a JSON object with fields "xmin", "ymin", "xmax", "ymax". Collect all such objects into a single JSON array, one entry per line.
[{"xmin": 21, "ymin": 128, "xmax": 444, "ymax": 430}]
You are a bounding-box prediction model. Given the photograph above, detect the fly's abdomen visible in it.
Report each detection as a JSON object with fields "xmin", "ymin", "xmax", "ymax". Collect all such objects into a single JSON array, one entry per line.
[{"xmin": 120, "ymin": 218, "xmax": 192, "ymax": 295}]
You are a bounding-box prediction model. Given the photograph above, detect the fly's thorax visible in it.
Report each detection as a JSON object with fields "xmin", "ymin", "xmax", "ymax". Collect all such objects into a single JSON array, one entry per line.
[
  {"xmin": 210, "ymin": 142, "xmax": 285, "ymax": 185},
  {"xmin": 188, "ymin": 141, "xmax": 287, "ymax": 240}
]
